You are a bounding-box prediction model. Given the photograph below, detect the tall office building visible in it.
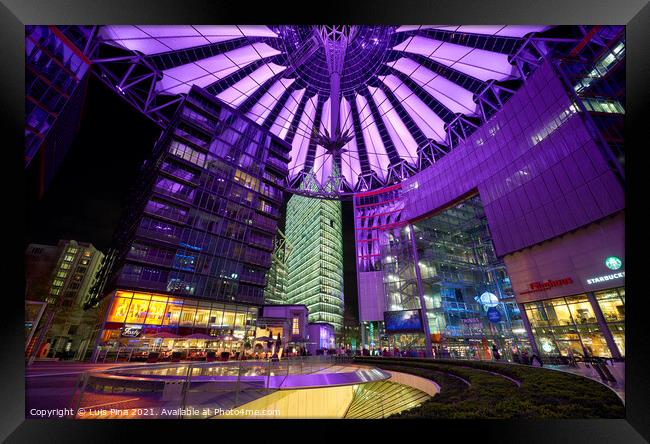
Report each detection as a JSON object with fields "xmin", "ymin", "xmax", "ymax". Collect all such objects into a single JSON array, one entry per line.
[
  {"xmin": 264, "ymin": 229, "xmax": 291, "ymax": 305},
  {"xmin": 285, "ymin": 195, "xmax": 344, "ymax": 332},
  {"xmin": 25, "ymin": 240, "xmax": 104, "ymax": 360},
  {"xmin": 90, "ymin": 86, "xmax": 290, "ymax": 358}
]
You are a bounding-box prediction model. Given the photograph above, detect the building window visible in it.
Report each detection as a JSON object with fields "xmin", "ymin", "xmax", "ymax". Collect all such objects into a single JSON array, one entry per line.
[
  {"xmin": 60, "ymin": 262, "xmax": 71, "ymax": 270},
  {"xmin": 67, "ymin": 247, "xmax": 78, "ymax": 254},
  {"xmin": 52, "ymin": 279, "xmax": 64, "ymax": 287},
  {"xmin": 292, "ymin": 315, "xmax": 300, "ymax": 335},
  {"xmin": 56, "ymin": 271, "xmax": 67, "ymax": 278},
  {"xmin": 64, "ymin": 255, "xmax": 74, "ymax": 262},
  {"xmin": 524, "ymin": 291, "xmax": 620, "ymax": 358}
]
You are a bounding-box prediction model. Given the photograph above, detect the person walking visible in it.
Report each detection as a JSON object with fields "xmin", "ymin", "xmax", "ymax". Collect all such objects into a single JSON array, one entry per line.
[{"xmin": 491, "ymin": 343, "xmax": 501, "ymax": 361}]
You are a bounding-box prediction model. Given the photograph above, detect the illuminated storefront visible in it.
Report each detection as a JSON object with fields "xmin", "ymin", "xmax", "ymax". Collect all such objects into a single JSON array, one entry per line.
[
  {"xmin": 523, "ymin": 287, "xmax": 624, "ymax": 358},
  {"xmin": 506, "ymin": 212, "xmax": 625, "ymax": 359},
  {"xmin": 95, "ymin": 290, "xmax": 258, "ymax": 359}
]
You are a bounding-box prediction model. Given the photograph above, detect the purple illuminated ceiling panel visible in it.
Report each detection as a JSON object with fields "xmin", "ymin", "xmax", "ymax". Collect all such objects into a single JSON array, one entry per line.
[
  {"xmin": 368, "ymin": 86, "xmax": 419, "ymax": 162},
  {"xmin": 381, "ymin": 75, "xmax": 447, "ymax": 142},
  {"xmin": 270, "ymin": 88, "xmax": 305, "ymax": 139},
  {"xmin": 339, "ymin": 97, "xmax": 362, "ymax": 185},
  {"xmin": 91, "ymin": 24, "xmax": 561, "ymax": 196},
  {"xmin": 217, "ymin": 63, "xmax": 286, "ymax": 107},
  {"xmin": 356, "ymin": 94, "xmax": 390, "ymax": 180},
  {"xmin": 388, "ymin": 58, "xmax": 477, "ymax": 115},
  {"xmin": 288, "ymin": 95, "xmax": 317, "ymax": 176},
  {"xmin": 100, "ymin": 25, "xmax": 278, "ymax": 54},
  {"xmin": 393, "ymin": 36, "xmax": 516, "ymax": 81},
  {"xmin": 247, "ymin": 78, "xmax": 295, "ymax": 124},
  {"xmin": 314, "ymin": 98, "xmax": 334, "ymax": 185}
]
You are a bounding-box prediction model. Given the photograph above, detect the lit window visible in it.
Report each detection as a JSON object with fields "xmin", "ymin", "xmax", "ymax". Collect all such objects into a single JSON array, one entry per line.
[
  {"xmin": 64, "ymin": 255, "xmax": 74, "ymax": 262},
  {"xmin": 60, "ymin": 263, "xmax": 70, "ymax": 270},
  {"xmin": 292, "ymin": 315, "xmax": 300, "ymax": 335},
  {"xmin": 52, "ymin": 279, "xmax": 64, "ymax": 287},
  {"xmin": 67, "ymin": 248, "xmax": 78, "ymax": 254},
  {"xmin": 56, "ymin": 271, "xmax": 67, "ymax": 278}
]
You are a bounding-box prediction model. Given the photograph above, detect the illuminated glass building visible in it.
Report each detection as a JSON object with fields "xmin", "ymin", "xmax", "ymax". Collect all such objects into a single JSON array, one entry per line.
[
  {"xmin": 90, "ymin": 85, "xmax": 290, "ymax": 358},
  {"xmin": 264, "ymin": 229, "xmax": 291, "ymax": 305},
  {"xmin": 285, "ymin": 194, "xmax": 344, "ymax": 332}
]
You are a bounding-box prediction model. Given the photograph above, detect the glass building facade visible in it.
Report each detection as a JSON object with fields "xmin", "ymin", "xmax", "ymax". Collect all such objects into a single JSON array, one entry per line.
[
  {"xmin": 285, "ymin": 195, "xmax": 344, "ymax": 332},
  {"xmin": 25, "ymin": 25, "xmax": 92, "ymax": 198},
  {"xmin": 264, "ymin": 229, "xmax": 290, "ymax": 305},
  {"xmin": 356, "ymin": 190, "xmax": 528, "ymax": 358},
  {"xmin": 93, "ymin": 85, "xmax": 290, "ymax": 356},
  {"xmin": 523, "ymin": 287, "xmax": 624, "ymax": 358}
]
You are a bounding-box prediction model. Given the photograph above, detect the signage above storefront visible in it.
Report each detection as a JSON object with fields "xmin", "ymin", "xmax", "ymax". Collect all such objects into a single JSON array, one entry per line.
[
  {"xmin": 519, "ymin": 277, "xmax": 574, "ymax": 295},
  {"xmin": 586, "ymin": 271, "xmax": 625, "ymax": 285},
  {"xmin": 121, "ymin": 325, "xmax": 142, "ymax": 338},
  {"xmin": 487, "ymin": 307, "xmax": 502, "ymax": 323},
  {"xmin": 605, "ymin": 256, "xmax": 622, "ymax": 270}
]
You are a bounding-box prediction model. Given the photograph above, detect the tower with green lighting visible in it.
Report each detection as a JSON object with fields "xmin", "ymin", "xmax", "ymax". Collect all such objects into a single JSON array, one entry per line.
[{"xmin": 285, "ymin": 194, "xmax": 344, "ymax": 333}]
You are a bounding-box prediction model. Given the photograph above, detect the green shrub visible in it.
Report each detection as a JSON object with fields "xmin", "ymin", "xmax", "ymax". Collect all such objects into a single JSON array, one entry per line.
[{"xmin": 353, "ymin": 357, "xmax": 624, "ymax": 419}]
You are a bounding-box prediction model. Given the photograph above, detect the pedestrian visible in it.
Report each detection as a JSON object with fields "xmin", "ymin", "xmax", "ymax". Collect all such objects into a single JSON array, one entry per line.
[
  {"xmin": 492, "ymin": 343, "xmax": 501, "ymax": 361},
  {"xmin": 521, "ymin": 349, "xmax": 530, "ymax": 365}
]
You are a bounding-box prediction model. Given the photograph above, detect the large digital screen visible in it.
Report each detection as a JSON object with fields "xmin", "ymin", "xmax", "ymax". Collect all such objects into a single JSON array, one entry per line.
[{"xmin": 384, "ymin": 309, "xmax": 424, "ymax": 333}]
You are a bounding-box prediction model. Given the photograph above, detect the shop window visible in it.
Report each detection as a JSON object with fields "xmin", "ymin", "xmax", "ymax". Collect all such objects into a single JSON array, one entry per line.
[
  {"xmin": 577, "ymin": 325, "xmax": 611, "ymax": 358},
  {"xmin": 162, "ymin": 299, "xmax": 182, "ymax": 326},
  {"xmin": 609, "ymin": 323, "xmax": 625, "ymax": 357},
  {"xmin": 180, "ymin": 305, "xmax": 197, "ymax": 326},
  {"xmin": 107, "ymin": 296, "xmax": 132, "ymax": 323},
  {"xmin": 595, "ymin": 290, "xmax": 625, "ymax": 322},
  {"xmin": 565, "ymin": 295, "xmax": 597, "ymax": 325},
  {"xmin": 543, "ymin": 299, "xmax": 573, "ymax": 326},
  {"xmin": 222, "ymin": 310, "xmax": 236, "ymax": 328},
  {"xmin": 125, "ymin": 296, "xmax": 151, "ymax": 324},
  {"xmin": 235, "ymin": 312, "xmax": 246, "ymax": 328},
  {"xmin": 525, "ymin": 304, "xmax": 548, "ymax": 327},
  {"xmin": 210, "ymin": 306, "xmax": 225, "ymax": 326},
  {"xmin": 195, "ymin": 306, "xmax": 211, "ymax": 328},
  {"xmin": 145, "ymin": 296, "xmax": 168, "ymax": 325}
]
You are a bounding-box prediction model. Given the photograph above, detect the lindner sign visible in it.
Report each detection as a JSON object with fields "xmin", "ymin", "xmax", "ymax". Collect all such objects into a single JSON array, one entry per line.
[{"xmin": 519, "ymin": 277, "xmax": 574, "ymax": 295}]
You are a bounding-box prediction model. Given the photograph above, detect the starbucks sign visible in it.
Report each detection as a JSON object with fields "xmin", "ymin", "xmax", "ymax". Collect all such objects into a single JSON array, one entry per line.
[{"xmin": 605, "ymin": 256, "xmax": 622, "ymax": 270}]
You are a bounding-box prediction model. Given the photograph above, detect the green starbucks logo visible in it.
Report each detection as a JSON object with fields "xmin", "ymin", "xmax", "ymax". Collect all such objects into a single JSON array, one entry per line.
[{"xmin": 605, "ymin": 256, "xmax": 622, "ymax": 270}]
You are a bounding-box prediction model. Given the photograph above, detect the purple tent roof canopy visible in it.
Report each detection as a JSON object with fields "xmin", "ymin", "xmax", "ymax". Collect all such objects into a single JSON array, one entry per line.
[{"xmin": 88, "ymin": 24, "xmax": 578, "ymax": 197}]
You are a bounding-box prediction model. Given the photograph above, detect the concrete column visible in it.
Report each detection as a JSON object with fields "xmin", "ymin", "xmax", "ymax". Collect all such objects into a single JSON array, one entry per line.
[
  {"xmin": 517, "ymin": 303, "xmax": 540, "ymax": 356},
  {"xmin": 586, "ymin": 291, "xmax": 622, "ymax": 359},
  {"xmin": 409, "ymin": 224, "xmax": 433, "ymax": 358}
]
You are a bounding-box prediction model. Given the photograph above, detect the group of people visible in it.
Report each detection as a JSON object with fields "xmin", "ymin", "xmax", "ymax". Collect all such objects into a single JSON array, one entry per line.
[{"xmin": 508, "ymin": 345, "xmax": 544, "ymax": 366}]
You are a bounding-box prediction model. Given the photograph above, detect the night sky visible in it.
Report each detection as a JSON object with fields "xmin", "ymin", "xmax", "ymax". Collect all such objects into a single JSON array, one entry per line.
[{"xmin": 26, "ymin": 75, "xmax": 359, "ymax": 320}]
